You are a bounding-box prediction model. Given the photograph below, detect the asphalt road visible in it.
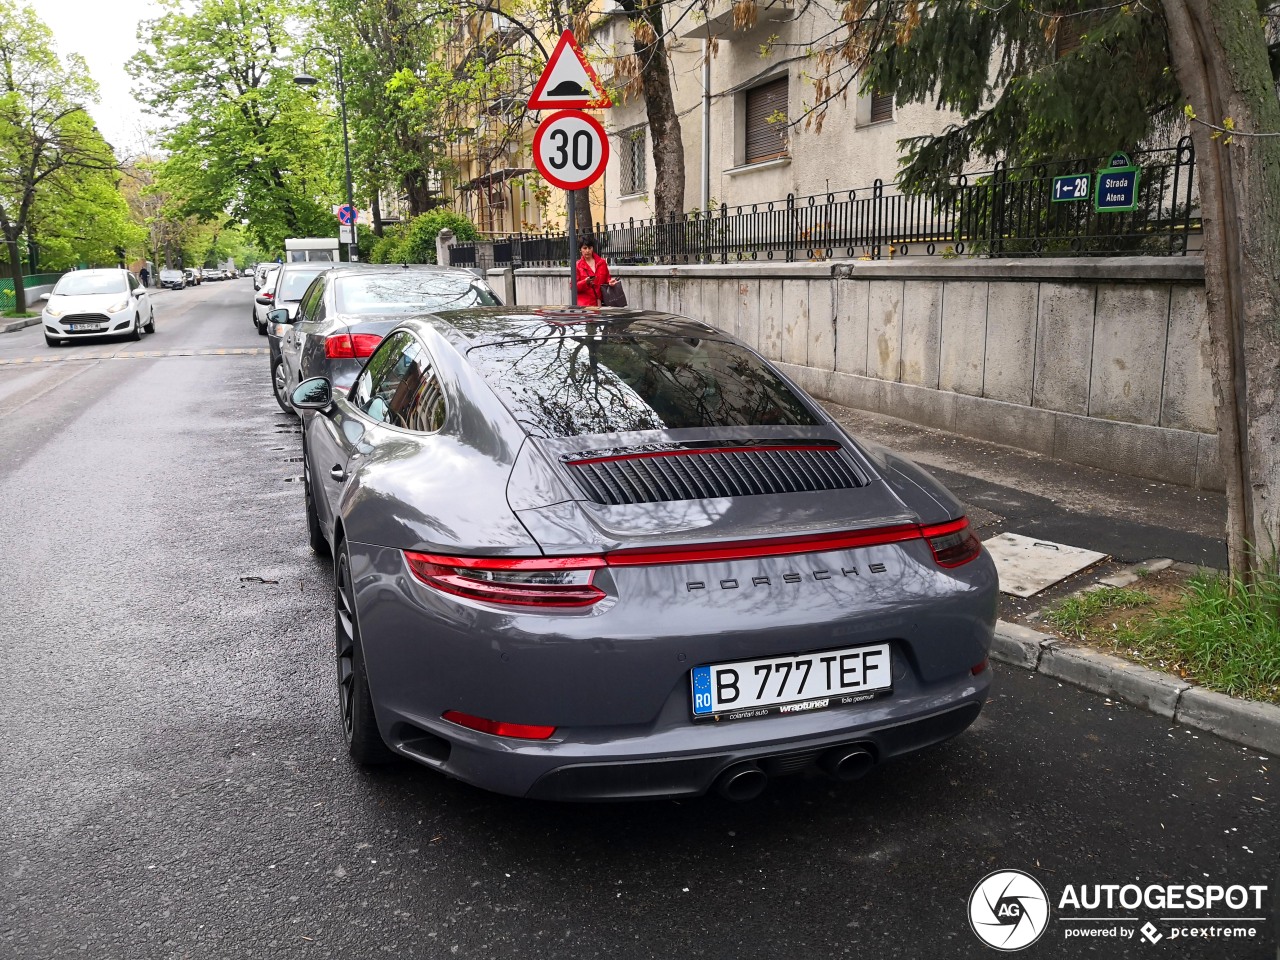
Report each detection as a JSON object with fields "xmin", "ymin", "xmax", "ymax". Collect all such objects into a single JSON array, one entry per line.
[{"xmin": 0, "ymin": 282, "xmax": 1275, "ymax": 960}]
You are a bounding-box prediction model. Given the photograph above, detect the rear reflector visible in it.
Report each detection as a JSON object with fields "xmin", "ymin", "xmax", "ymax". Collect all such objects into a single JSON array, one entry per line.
[
  {"xmin": 971, "ymin": 657, "xmax": 989, "ymax": 676},
  {"xmin": 325, "ymin": 332, "xmax": 383, "ymax": 359},
  {"xmin": 404, "ymin": 552, "xmax": 606, "ymax": 607},
  {"xmin": 442, "ymin": 710, "xmax": 556, "ymax": 740}
]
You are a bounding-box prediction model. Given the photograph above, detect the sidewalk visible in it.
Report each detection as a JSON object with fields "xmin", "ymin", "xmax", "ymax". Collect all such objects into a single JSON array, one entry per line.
[{"xmin": 820, "ymin": 400, "xmax": 1280, "ymax": 755}]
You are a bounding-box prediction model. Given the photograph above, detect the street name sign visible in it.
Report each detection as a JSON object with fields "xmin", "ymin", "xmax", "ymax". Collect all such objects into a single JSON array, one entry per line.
[
  {"xmin": 533, "ymin": 110, "xmax": 610, "ymax": 191},
  {"xmin": 1052, "ymin": 173, "xmax": 1090, "ymax": 202},
  {"xmin": 527, "ymin": 30, "xmax": 612, "ymax": 110},
  {"xmin": 1094, "ymin": 152, "xmax": 1140, "ymax": 213}
]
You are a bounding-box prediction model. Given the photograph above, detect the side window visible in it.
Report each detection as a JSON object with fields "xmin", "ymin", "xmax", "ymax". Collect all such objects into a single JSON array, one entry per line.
[
  {"xmin": 127, "ymin": 273, "xmax": 140, "ymax": 292},
  {"xmin": 353, "ymin": 331, "xmax": 414, "ymax": 422},
  {"xmin": 352, "ymin": 331, "xmax": 447, "ymax": 432},
  {"xmin": 297, "ymin": 279, "xmax": 324, "ymax": 322}
]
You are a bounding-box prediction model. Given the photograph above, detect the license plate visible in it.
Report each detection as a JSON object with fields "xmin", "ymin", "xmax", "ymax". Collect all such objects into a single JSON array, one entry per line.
[
  {"xmin": 691, "ymin": 643, "xmax": 892, "ymax": 721},
  {"xmin": 67, "ymin": 323, "xmax": 105, "ymax": 331}
]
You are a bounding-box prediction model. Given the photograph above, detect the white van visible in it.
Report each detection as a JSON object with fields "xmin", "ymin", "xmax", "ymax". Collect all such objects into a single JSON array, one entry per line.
[{"xmin": 284, "ymin": 238, "xmax": 340, "ymax": 262}]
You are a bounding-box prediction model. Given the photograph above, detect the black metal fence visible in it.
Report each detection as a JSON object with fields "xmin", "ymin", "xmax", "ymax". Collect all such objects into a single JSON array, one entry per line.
[{"xmin": 450, "ymin": 139, "xmax": 1198, "ymax": 269}]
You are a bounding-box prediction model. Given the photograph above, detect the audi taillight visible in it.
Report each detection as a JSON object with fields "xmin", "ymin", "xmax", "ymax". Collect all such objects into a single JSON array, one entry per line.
[
  {"xmin": 442, "ymin": 710, "xmax": 556, "ymax": 740},
  {"xmin": 922, "ymin": 519, "xmax": 982, "ymax": 568},
  {"xmin": 325, "ymin": 333, "xmax": 383, "ymax": 359},
  {"xmin": 404, "ymin": 552, "xmax": 606, "ymax": 607}
]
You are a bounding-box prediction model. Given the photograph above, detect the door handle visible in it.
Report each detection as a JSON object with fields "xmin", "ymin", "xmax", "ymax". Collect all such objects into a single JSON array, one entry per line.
[{"xmin": 330, "ymin": 466, "xmax": 346, "ymax": 481}]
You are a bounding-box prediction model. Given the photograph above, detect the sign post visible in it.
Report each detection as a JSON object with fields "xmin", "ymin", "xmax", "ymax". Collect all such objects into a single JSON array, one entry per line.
[
  {"xmin": 527, "ymin": 31, "xmax": 612, "ymax": 304},
  {"xmin": 1094, "ymin": 152, "xmax": 1141, "ymax": 214}
]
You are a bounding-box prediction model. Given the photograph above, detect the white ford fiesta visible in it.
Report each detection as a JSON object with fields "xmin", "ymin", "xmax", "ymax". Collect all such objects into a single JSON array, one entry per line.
[{"xmin": 42, "ymin": 268, "xmax": 155, "ymax": 347}]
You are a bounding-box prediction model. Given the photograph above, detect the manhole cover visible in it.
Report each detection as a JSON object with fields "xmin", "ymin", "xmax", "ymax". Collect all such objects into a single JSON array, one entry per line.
[{"xmin": 982, "ymin": 532, "xmax": 1108, "ymax": 598}]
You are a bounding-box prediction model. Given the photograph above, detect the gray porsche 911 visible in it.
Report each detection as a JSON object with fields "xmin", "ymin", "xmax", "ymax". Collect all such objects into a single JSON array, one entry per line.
[{"xmin": 293, "ymin": 308, "xmax": 998, "ymax": 801}]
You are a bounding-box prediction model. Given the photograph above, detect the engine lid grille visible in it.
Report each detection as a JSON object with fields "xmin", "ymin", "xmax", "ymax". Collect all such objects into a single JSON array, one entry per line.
[{"xmin": 564, "ymin": 444, "xmax": 865, "ymax": 506}]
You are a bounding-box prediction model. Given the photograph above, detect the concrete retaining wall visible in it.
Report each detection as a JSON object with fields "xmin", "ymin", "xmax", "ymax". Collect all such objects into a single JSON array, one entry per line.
[{"xmin": 504, "ymin": 257, "xmax": 1220, "ymax": 490}]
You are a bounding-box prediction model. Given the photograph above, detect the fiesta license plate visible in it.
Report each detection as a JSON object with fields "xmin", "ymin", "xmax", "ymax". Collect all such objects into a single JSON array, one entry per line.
[
  {"xmin": 691, "ymin": 643, "xmax": 892, "ymax": 721},
  {"xmin": 67, "ymin": 323, "xmax": 105, "ymax": 331}
]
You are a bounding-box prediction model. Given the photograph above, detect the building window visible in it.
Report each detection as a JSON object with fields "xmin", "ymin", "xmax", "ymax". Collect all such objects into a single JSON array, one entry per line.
[
  {"xmin": 619, "ymin": 126, "xmax": 646, "ymax": 195},
  {"xmin": 869, "ymin": 89, "xmax": 894, "ymax": 124},
  {"xmin": 744, "ymin": 76, "xmax": 788, "ymax": 164}
]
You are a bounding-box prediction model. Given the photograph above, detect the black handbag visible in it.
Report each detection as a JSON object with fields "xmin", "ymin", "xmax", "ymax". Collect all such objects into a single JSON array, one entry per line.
[{"xmin": 600, "ymin": 281, "xmax": 627, "ymax": 307}]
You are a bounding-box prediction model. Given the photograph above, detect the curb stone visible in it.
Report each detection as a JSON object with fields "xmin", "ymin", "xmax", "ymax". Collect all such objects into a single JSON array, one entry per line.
[
  {"xmin": 991, "ymin": 620, "xmax": 1280, "ymax": 753},
  {"xmin": 1, "ymin": 317, "xmax": 39, "ymax": 334}
]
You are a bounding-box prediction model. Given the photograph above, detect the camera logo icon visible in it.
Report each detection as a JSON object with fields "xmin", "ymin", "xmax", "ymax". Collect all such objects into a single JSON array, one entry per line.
[{"xmin": 969, "ymin": 869, "xmax": 1051, "ymax": 951}]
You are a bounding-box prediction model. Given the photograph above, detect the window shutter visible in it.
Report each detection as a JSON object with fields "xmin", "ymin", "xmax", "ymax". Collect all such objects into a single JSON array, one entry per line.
[
  {"xmin": 869, "ymin": 90, "xmax": 894, "ymax": 124},
  {"xmin": 744, "ymin": 77, "xmax": 788, "ymax": 164}
]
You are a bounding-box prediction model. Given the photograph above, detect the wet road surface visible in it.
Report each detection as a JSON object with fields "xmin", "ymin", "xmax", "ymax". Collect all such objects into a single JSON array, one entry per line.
[{"xmin": 1, "ymin": 281, "xmax": 1275, "ymax": 959}]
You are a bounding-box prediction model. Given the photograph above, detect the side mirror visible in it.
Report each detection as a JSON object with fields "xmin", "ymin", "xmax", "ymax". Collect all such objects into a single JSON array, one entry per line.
[
  {"xmin": 37, "ymin": 292, "xmax": 50, "ymax": 302},
  {"xmin": 291, "ymin": 377, "xmax": 333, "ymax": 410},
  {"xmin": 267, "ymin": 308, "xmax": 290, "ymax": 325}
]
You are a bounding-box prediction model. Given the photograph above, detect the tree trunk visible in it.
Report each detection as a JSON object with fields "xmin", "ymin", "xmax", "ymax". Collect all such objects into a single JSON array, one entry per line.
[
  {"xmin": 1161, "ymin": 0, "xmax": 1280, "ymax": 575},
  {"xmin": 371, "ymin": 192, "xmax": 384, "ymax": 237},
  {"xmin": 573, "ymin": 187, "xmax": 593, "ymax": 238},
  {"xmin": 621, "ymin": 0, "xmax": 686, "ymax": 221},
  {"xmin": 404, "ymin": 170, "xmax": 436, "ymax": 217},
  {"xmin": 6, "ymin": 237, "xmax": 26, "ymax": 314}
]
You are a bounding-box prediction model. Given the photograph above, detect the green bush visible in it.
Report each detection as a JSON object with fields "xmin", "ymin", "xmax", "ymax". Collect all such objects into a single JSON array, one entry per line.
[
  {"xmin": 399, "ymin": 210, "xmax": 479, "ymax": 264},
  {"xmin": 369, "ymin": 225, "xmax": 407, "ymax": 264}
]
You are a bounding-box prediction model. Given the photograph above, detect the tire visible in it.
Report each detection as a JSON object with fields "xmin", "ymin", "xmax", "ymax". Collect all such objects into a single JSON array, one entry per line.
[
  {"xmin": 130, "ymin": 315, "xmax": 143, "ymax": 341},
  {"xmin": 145, "ymin": 310, "xmax": 156, "ymax": 334},
  {"xmin": 272, "ymin": 359, "xmax": 294, "ymax": 415},
  {"xmin": 335, "ymin": 542, "xmax": 395, "ymax": 766},
  {"xmin": 304, "ymin": 452, "xmax": 330, "ymax": 557}
]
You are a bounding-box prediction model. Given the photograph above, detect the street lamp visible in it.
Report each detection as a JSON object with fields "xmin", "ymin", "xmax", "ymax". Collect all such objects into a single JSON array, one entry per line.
[{"xmin": 294, "ymin": 48, "xmax": 356, "ymax": 262}]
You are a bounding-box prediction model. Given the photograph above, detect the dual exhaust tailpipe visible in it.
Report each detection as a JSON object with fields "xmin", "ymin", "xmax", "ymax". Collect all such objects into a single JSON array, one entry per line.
[{"xmin": 713, "ymin": 745, "xmax": 876, "ymax": 801}]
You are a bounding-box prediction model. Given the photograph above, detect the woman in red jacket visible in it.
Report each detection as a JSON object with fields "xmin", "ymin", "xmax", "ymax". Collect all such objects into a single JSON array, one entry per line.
[{"xmin": 575, "ymin": 236, "xmax": 617, "ymax": 306}]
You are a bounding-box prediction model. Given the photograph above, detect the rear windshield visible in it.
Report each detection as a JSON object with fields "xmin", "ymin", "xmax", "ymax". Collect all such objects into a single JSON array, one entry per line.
[
  {"xmin": 335, "ymin": 273, "xmax": 499, "ymax": 314},
  {"xmin": 54, "ymin": 272, "xmax": 126, "ymax": 296},
  {"xmin": 469, "ymin": 334, "xmax": 818, "ymax": 437},
  {"xmin": 278, "ymin": 268, "xmax": 328, "ymax": 299}
]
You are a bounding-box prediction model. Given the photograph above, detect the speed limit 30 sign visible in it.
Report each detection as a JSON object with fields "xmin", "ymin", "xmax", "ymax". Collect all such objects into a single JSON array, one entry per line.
[{"xmin": 533, "ymin": 110, "xmax": 610, "ymax": 191}]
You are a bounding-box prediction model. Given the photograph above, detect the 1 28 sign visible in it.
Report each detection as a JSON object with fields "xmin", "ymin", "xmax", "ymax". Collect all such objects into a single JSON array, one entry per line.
[{"xmin": 533, "ymin": 110, "xmax": 610, "ymax": 191}]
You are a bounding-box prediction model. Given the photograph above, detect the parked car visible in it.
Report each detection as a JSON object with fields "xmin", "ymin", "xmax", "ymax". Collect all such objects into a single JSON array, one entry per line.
[
  {"xmin": 201, "ymin": 267, "xmax": 221, "ymax": 282},
  {"xmin": 184, "ymin": 268, "xmax": 200, "ymax": 286},
  {"xmin": 251, "ymin": 264, "xmax": 281, "ymax": 334},
  {"xmin": 291, "ymin": 307, "xmax": 998, "ymax": 800},
  {"xmin": 41, "ymin": 268, "xmax": 155, "ymax": 346},
  {"xmin": 254, "ymin": 263, "xmax": 276, "ymax": 290},
  {"xmin": 272, "ymin": 264, "xmax": 500, "ymax": 416},
  {"xmin": 262, "ymin": 262, "xmax": 357, "ymax": 402},
  {"xmin": 159, "ymin": 268, "xmax": 185, "ymax": 290}
]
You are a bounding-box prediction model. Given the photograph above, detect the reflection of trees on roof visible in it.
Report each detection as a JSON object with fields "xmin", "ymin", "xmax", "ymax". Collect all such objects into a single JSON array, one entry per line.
[{"xmin": 471, "ymin": 330, "xmax": 817, "ymax": 438}]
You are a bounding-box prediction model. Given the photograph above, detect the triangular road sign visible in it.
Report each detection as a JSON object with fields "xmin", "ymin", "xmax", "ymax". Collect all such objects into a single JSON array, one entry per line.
[{"xmin": 528, "ymin": 30, "xmax": 612, "ymax": 110}]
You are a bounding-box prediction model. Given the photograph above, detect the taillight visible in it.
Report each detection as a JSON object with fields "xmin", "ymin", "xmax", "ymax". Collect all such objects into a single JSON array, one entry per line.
[
  {"xmin": 325, "ymin": 333, "xmax": 383, "ymax": 359},
  {"xmin": 922, "ymin": 519, "xmax": 982, "ymax": 567},
  {"xmin": 442, "ymin": 710, "xmax": 555, "ymax": 740},
  {"xmin": 404, "ymin": 552, "xmax": 606, "ymax": 607}
]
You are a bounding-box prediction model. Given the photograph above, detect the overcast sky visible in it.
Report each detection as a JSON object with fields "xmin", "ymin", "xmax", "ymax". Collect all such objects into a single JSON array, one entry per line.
[{"xmin": 32, "ymin": 0, "xmax": 161, "ymax": 157}]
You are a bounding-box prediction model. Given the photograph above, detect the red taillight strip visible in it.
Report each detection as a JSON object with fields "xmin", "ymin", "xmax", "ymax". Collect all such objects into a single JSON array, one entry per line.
[
  {"xmin": 567, "ymin": 444, "xmax": 843, "ymax": 466},
  {"xmin": 410, "ymin": 553, "xmax": 605, "ymax": 571},
  {"xmin": 603, "ymin": 523, "xmax": 926, "ymax": 566},
  {"xmin": 919, "ymin": 518, "xmax": 970, "ymax": 539}
]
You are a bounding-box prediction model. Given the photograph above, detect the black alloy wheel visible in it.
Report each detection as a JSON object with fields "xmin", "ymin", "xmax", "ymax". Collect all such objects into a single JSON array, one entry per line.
[
  {"xmin": 145, "ymin": 310, "xmax": 156, "ymax": 334},
  {"xmin": 131, "ymin": 315, "xmax": 143, "ymax": 341},
  {"xmin": 335, "ymin": 543, "xmax": 395, "ymax": 766},
  {"xmin": 272, "ymin": 359, "xmax": 293, "ymax": 415}
]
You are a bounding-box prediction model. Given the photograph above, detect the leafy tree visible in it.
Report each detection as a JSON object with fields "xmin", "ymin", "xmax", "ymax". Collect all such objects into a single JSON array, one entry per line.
[
  {"xmin": 809, "ymin": 0, "xmax": 1279, "ymax": 578},
  {"xmin": 30, "ymin": 162, "xmax": 146, "ymax": 269},
  {"xmin": 129, "ymin": 0, "xmax": 339, "ymax": 254},
  {"xmin": 0, "ymin": 0, "xmax": 119, "ymax": 310}
]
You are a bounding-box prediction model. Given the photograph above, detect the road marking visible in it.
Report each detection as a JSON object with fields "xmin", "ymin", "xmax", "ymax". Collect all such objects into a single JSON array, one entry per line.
[{"xmin": 0, "ymin": 347, "xmax": 268, "ymax": 366}]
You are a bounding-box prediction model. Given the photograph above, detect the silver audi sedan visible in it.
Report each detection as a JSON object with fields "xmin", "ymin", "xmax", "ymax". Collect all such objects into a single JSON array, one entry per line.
[{"xmin": 293, "ymin": 308, "xmax": 998, "ymax": 801}]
